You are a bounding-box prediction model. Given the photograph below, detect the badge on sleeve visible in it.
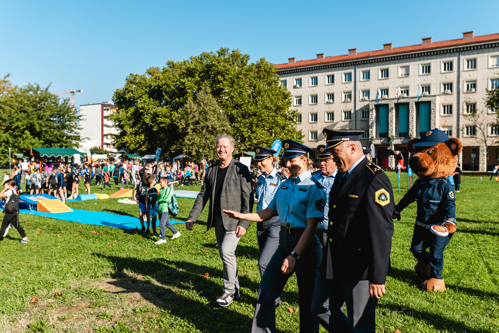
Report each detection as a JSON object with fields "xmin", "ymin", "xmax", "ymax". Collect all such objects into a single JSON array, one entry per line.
[
  {"xmin": 316, "ymin": 198, "xmax": 324, "ymax": 212},
  {"xmin": 375, "ymin": 189, "xmax": 390, "ymax": 206},
  {"xmin": 449, "ymin": 191, "xmax": 455, "ymax": 199}
]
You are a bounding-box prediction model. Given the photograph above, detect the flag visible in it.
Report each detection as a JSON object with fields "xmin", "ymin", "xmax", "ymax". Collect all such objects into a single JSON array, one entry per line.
[
  {"xmin": 375, "ymin": 91, "xmax": 379, "ymax": 104},
  {"xmin": 370, "ymin": 143, "xmax": 375, "ymax": 159},
  {"xmin": 416, "ymin": 86, "xmax": 421, "ymax": 100},
  {"xmin": 396, "ymin": 88, "xmax": 400, "ymax": 98}
]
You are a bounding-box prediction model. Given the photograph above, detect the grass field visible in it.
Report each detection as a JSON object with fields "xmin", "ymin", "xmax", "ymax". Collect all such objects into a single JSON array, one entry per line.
[{"xmin": 0, "ymin": 171, "xmax": 498, "ymax": 332}]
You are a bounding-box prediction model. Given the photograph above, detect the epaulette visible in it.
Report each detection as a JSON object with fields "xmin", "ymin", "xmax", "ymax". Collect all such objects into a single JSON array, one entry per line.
[
  {"xmin": 366, "ymin": 162, "xmax": 382, "ymax": 175},
  {"xmin": 277, "ymin": 172, "xmax": 287, "ymax": 180},
  {"xmin": 312, "ymin": 170, "xmax": 321, "ymax": 175},
  {"xmin": 310, "ymin": 176, "xmax": 323, "ymax": 189}
]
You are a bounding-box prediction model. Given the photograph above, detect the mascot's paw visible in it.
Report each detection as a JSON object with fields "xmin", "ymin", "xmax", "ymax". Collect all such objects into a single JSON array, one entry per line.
[
  {"xmin": 415, "ymin": 261, "xmax": 432, "ymax": 280},
  {"xmin": 444, "ymin": 222, "xmax": 457, "ymax": 234},
  {"xmin": 421, "ymin": 278, "xmax": 446, "ymax": 292}
]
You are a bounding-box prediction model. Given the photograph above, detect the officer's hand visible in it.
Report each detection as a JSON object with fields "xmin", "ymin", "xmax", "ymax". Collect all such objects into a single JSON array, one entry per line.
[
  {"xmin": 281, "ymin": 256, "xmax": 296, "ymax": 275},
  {"xmin": 444, "ymin": 222, "xmax": 457, "ymax": 234},
  {"xmin": 235, "ymin": 225, "xmax": 246, "ymax": 238},
  {"xmin": 369, "ymin": 282, "xmax": 386, "ymax": 299},
  {"xmin": 186, "ymin": 220, "xmax": 194, "ymax": 231},
  {"xmin": 392, "ymin": 210, "xmax": 401, "ymax": 221}
]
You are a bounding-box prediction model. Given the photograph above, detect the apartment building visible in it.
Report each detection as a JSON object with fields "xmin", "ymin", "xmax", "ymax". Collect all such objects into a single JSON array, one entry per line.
[
  {"xmin": 276, "ymin": 31, "xmax": 499, "ymax": 171},
  {"xmin": 79, "ymin": 101, "xmax": 118, "ymax": 153}
]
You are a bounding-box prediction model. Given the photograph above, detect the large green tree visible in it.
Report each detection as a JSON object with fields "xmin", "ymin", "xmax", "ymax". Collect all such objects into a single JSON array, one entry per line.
[
  {"xmin": 486, "ymin": 79, "xmax": 499, "ymax": 120},
  {"xmin": 112, "ymin": 48, "xmax": 301, "ymax": 158},
  {"xmin": 0, "ymin": 83, "xmax": 82, "ymax": 164}
]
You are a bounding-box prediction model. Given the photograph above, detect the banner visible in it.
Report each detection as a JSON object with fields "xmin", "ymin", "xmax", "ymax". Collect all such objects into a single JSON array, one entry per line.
[
  {"xmin": 271, "ymin": 140, "xmax": 282, "ymax": 156},
  {"xmin": 155, "ymin": 148, "xmax": 162, "ymax": 163}
]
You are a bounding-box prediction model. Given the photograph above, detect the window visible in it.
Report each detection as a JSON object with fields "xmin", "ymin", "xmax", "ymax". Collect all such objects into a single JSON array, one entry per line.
[
  {"xmin": 380, "ymin": 68, "xmax": 389, "ymax": 79},
  {"xmin": 361, "ymin": 70, "xmax": 370, "ymax": 81},
  {"xmin": 490, "ymin": 125, "xmax": 499, "ymax": 136},
  {"xmin": 343, "ymin": 91, "xmax": 352, "ymax": 102},
  {"xmin": 310, "ymin": 95, "xmax": 318, "ymax": 104},
  {"xmin": 400, "ymin": 87, "xmax": 409, "ymax": 96},
  {"xmin": 295, "ymin": 96, "xmax": 302, "ymax": 106},
  {"xmin": 443, "ymin": 61, "xmax": 453, "ymax": 72},
  {"xmin": 309, "ymin": 113, "xmax": 318, "ymax": 123},
  {"xmin": 465, "ymin": 103, "xmax": 477, "ymax": 114},
  {"xmin": 326, "ymin": 75, "xmax": 334, "ymax": 84},
  {"xmin": 465, "ymin": 126, "xmax": 476, "ymax": 136},
  {"xmin": 442, "ymin": 127, "xmax": 453, "ymax": 137},
  {"xmin": 294, "ymin": 78, "xmax": 302, "ymax": 87},
  {"xmin": 343, "ymin": 72, "xmax": 352, "ymax": 83},
  {"xmin": 361, "ymin": 90, "xmax": 370, "ymax": 100},
  {"xmin": 490, "ymin": 79, "xmax": 499, "ymax": 90},
  {"xmin": 490, "ymin": 55, "xmax": 499, "ymax": 67},
  {"xmin": 399, "ymin": 66, "xmax": 409, "ymax": 77},
  {"xmin": 343, "ymin": 110, "xmax": 352, "ymax": 121},
  {"xmin": 325, "ymin": 112, "xmax": 334, "ymax": 122},
  {"xmin": 361, "ymin": 110, "xmax": 369, "ymax": 120},
  {"xmin": 466, "ymin": 81, "xmax": 477, "ymax": 92},
  {"xmin": 297, "ymin": 113, "xmax": 302, "ymax": 123},
  {"xmin": 422, "ymin": 85, "xmax": 431, "ymax": 95},
  {"xmin": 442, "ymin": 105, "xmax": 453, "ymax": 115},
  {"xmin": 421, "ymin": 64, "xmax": 431, "ymax": 74},
  {"xmin": 361, "ymin": 129, "xmax": 369, "ymax": 139},
  {"xmin": 326, "ymin": 93, "xmax": 334, "ymax": 103},
  {"xmin": 443, "ymin": 83, "xmax": 453, "ymax": 93},
  {"xmin": 310, "ymin": 77, "xmax": 318, "ymax": 86},
  {"xmin": 466, "ymin": 58, "xmax": 477, "ymax": 70},
  {"xmin": 309, "ymin": 131, "xmax": 318, "ymax": 141},
  {"xmin": 380, "ymin": 89, "xmax": 389, "ymax": 98},
  {"xmin": 281, "ymin": 80, "xmax": 287, "ymax": 87}
]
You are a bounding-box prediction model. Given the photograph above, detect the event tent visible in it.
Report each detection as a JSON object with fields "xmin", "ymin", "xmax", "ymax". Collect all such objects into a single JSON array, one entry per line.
[{"xmin": 30, "ymin": 148, "xmax": 84, "ymax": 158}]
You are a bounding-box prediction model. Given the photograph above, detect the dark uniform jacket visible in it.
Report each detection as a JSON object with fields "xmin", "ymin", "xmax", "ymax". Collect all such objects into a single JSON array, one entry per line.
[
  {"xmin": 325, "ymin": 158, "xmax": 394, "ymax": 284},
  {"xmin": 187, "ymin": 158, "xmax": 253, "ymax": 232}
]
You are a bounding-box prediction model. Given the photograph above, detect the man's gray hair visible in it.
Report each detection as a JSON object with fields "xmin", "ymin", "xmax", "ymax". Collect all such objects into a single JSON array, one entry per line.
[{"xmin": 216, "ymin": 134, "xmax": 235, "ymax": 148}]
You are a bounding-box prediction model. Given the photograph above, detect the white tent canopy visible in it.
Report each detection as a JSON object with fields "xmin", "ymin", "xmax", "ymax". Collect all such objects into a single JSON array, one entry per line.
[
  {"xmin": 142, "ymin": 154, "xmax": 156, "ymax": 160},
  {"xmin": 92, "ymin": 154, "xmax": 108, "ymax": 159}
]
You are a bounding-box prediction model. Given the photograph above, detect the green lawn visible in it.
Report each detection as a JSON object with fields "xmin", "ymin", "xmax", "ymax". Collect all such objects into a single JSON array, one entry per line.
[{"xmin": 0, "ymin": 172, "xmax": 498, "ymax": 332}]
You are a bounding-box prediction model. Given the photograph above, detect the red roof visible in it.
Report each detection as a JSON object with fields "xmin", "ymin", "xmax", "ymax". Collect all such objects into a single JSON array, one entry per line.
[{"xmin": 275, "ymin": 33, "xmax": 499, "ymax": 70}]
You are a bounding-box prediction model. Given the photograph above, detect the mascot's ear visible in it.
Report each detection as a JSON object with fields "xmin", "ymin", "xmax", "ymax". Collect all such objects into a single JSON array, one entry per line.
[
  {"xmin": 407, "ymin": 138, "xmax": 420, "ymax": 153},
  {"xmin": 446, "ymin": 137, "xmax": 463, "ymax": 156}
]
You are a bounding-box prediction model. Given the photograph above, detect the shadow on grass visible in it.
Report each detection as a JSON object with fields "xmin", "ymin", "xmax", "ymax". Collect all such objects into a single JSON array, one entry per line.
[
  {"xmin": 388, "ymin": 267, "xmax": 422, "ymax": 289},
  {"xmin": 456, "ymin": 228, "xmax": 499, "ymax": 237},
  {"xmin": 94, "ymin": 255, "xmax": 259, "ymax": 332}
]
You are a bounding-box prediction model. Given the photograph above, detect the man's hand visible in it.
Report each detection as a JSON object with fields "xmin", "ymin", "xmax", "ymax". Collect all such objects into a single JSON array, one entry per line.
[
  {"xmin": 369, "ymin": 282, "xmax": 386, "ymax": 299},
  {"xmin": 223, "ymin": 209, "xmax": 243, "ymax": 220},
  {"xmin": 235, "ymin": 225, "xmax": 246, "ymax": 238},
  {"xmin": 392, "ymin": 210, "xmax": 401, "ymax": 221},
  {"xmin": 281, "ymin": 256, "xmax": 296, "ymax": 275},
  {"xmin": 186, "ymin": 220, "xmax": 194, "ymax": 231}
]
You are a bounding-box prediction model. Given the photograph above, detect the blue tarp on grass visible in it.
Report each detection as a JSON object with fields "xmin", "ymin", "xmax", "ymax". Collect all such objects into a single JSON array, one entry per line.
[{"xmin": 19, "ymin": 209, "xmax": 184, "ymax": 230}]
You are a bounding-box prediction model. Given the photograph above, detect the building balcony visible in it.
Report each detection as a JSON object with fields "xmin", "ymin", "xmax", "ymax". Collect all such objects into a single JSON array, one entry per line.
[{"xmin": 103, "ymin": 128, "xmax": 119, "ymax": 136}]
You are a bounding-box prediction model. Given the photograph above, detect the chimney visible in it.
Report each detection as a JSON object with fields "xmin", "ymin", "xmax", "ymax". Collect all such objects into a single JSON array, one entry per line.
[
  {"xmin": 288, "ymin": 57, "xmax": 296, "ymax": 64},
  {"xmin": 348, "ymin": 48, "xmax": 357, "ymax": 56},
  {"xmin": 316, "ymin": 53, "xmax": 325, "ymax": 60},
  {"xmin": 422, "ymin": 37, "xmax": 432, "ymax": 45},
  {"xmin": 463, "ymin": 31, "xmax": 474, "ymax": 39},
  {"xmin": 383, "ymin": 43, "xmax": 393, "ymax": 51}
]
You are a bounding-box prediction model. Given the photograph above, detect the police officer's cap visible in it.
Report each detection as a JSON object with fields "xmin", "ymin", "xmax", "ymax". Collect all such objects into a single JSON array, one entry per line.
[
  {"xmin": 413, "ymin": 128, "xmax": 449, "ymax": 148},
  {"xmin": 363, "ymin": 146, "xmax": 371, "ymax": 154},
  {"xmin": 323, "ymin": 129, "xmax": 364, "ymax": 150},
  {"xmin": 253, "ymin": 146, "xmax": 276, "ymax": 161},
  {"xmin": 281, "ymin": 140, "xmax": 314, "ymax": 159},
  {"xmin": 317, "ymin": 145, "xmax": 332, "ymax": 160}
]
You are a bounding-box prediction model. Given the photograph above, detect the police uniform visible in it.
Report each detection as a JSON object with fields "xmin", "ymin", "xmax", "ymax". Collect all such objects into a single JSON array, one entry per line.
[
  {"xmin": 254, "ymin": 146, "xmax": 287, "ymax": 280},
  {"xmin": 252, "ymin": 140, "xmax": 325, "ymax": 333},
  {"xmin": 313, "ymin": 129, "xmax": 394, "ymax": 333}
]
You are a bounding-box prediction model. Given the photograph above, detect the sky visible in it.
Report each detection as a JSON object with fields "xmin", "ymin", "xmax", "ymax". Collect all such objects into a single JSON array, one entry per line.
[{"xmin": 1, "ymin": 0, "xmax": 499, "ymax": 109}]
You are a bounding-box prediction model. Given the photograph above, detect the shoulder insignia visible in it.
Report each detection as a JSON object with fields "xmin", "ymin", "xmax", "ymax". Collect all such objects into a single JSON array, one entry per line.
[
  {"xmin": 316, "ymin": 198, "xmax": 324, "ymax": 212},
  {"xmin": 298, "ymin": 188, "xmax": 307, "ymax": 192},
  {"xmin": 366, "ymin": 162, "xmax": 382, "ymax": 175},
  {"xmin": 312, "ymin": 170, "xmax": 321, "ymax": 175},
  {"xmin": 375, "ymin": 188, "xmax": 390, "ymax": 206},
  {"xmin": 280, "ymin": 186, "xmax": 288, "ymax": 189},
  {"xmin": 449, "ymin": 191, "xmax": 455, "ymax": 199},
  {"xmin": 310, "ymin": 176, "xmax": 323, "ymax": 189},
  {"xmin": 277, "ymin": 172, "xmax": 287, "ymax": 180}
]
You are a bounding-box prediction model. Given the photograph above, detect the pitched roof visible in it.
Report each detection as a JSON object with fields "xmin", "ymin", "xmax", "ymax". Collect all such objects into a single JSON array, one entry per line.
[{"xmin": 275, "ymin": 33, "xmax": 499, "ymax": 71}]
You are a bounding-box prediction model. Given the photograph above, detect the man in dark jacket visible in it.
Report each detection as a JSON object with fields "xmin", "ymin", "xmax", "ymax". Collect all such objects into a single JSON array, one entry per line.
[{"xmin": 186, "ymin": 134, "xmax": 253, "ymax": 307}]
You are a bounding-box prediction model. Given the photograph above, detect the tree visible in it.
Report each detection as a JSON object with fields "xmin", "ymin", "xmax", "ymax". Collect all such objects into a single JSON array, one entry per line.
[
  {"xmin": 112, "ymin": 48, "xmax": 301, "ymax": 158},
  {"xmin": 0, "ymin": 83, "xmax": 82, "ymax": 164},
  {"xmin": 0, "ymin": 73, "xmax": 16, "ymax": 96},
  {"xmin": 90, "ymin": 146, "xmax": 110, "ymax": 155},
  {"xmin": 170, "ymin": 89, "xmax": 230, "ymax": 161},
  {"xmin": 485, "ymin": 79, "xmax": 499, "ymax": 123}
]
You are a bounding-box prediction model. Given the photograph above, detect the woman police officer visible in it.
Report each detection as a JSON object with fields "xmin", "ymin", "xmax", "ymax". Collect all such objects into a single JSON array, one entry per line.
[{"xmin": 224, "ymin": 140, "xmax": 325, "ymax": 333}]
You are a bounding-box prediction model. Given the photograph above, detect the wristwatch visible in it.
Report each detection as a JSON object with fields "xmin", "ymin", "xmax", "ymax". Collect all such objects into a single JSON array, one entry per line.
[{"xmin": 290, "ymin": 251, "xmax": 300, "ymax": 260}]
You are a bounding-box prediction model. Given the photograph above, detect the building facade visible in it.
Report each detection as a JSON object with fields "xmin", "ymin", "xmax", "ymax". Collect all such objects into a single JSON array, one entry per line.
[
  {"xmin": 276, "ymin": 31, "xmax": 499, "ymax": 171},
  {"xmin": 79, "ymin": 101, "xmax": 118, "ymax": 153}
]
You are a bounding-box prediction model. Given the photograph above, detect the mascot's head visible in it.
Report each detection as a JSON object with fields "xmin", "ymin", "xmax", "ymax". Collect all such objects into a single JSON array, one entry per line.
[{"xmin": 407, "ymin": 129, "xmax": 462, "ymax": 180}]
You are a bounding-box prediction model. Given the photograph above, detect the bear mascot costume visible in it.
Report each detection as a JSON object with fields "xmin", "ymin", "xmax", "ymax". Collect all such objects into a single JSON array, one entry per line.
[{"xmin": 392, "ymin": 129, "xmax": 462, "ymax": 292}]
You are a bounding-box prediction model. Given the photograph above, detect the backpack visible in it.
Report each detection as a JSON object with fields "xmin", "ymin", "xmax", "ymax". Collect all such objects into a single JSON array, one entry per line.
[
  {"xmin": 168, "ymin": 194, "xmax": 179, "ymax": 216},
  {"xmin": 4, "ymin": 191, "xmax": 19, "ymax": 214},
  {"xmin": 49, "ymin": 173, "xmax": 58, "ymax": 185},
  {"xmin": 146, "ymin": 187, "xmax": 158, "ymax": 205}
]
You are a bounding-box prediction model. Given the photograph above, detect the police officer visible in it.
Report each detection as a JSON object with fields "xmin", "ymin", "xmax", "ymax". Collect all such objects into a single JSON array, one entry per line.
[
  {"xmin": 253, "ymin": 146, "xmax": 287, "ymax": 307},
  {"xmin": 224, "ymin": 140, "xmax": 325, "ymax": 333},
  {"xmin": 313, "ymin": 129, "xmax": 394, "ymax": 333},
  {"xmin": 363, "ymin": 146, "xmax": 371, "ymax": 161}
]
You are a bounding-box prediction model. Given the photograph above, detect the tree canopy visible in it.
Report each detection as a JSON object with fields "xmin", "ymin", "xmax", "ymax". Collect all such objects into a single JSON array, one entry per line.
[
  {"xmin": 0, "ymin": 83, "xmax": 82, "ymax": 164},
  {"xmin": 112, "ymin": 48, "xmax": 301, "ymax": 158},
  {"xmin": 486, "ymin": 81, "xmax": 499, "ymax": 122}
]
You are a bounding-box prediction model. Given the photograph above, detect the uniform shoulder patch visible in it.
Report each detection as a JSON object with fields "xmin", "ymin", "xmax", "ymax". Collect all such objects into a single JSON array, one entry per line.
[
  {"xmin": 310, "ymin": 176, "xmax": 323, "ymax": 189},
  {"xmin": 277, "ymin": 172, "xmax": 287, "ymax": 180},
  {"xmin": 375, "ymin": 188, "xmax": 390, "ymax": 206},
  {"xmin": 366, "ymin": 163, "xmax": 382, "ymax": 175},
  {"xmin": 316, "ymin": 198, "xmax": 324, "ymax": 212},
  {"xmin": 449, "ymin": 191, "xmax": 455, "ymax": 199}
]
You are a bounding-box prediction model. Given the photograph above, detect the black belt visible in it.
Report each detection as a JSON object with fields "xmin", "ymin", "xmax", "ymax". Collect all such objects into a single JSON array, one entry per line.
[{"xmin": 281, "ymin": 227, "xmax": 305, "ymax": 235}]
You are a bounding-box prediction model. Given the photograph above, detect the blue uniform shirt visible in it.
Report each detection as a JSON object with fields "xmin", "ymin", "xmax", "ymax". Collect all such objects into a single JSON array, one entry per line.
[
  {"xmin": 312, "ymin": 169, "xmax": 337, "ymax": 230},
  {"xmin": 268, "ymin": 171, "xmax": 326, "ymax": 229},
  {"xmin": 256, "ymin": 168, "xmax": 284, "ymax": 211},
  {"xmin": 395, "ymin": 178, "xmax": 456, "ymax": 226}
]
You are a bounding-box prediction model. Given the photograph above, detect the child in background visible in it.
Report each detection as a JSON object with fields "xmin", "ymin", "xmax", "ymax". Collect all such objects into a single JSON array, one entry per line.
[
  {"xmin": 144, "ymin": 175, "xmax": 159, "ymax": 236},
  {"xmin": 155, "ymin": 177, "xmax": 180, "ymax": 244},
  {"xmin": 122, "ymin": 169, "xmax": 130, "ymax": 189},
  {"xmin": 2, "ymin": 172, "xmax": 9, "ymax": 189},
  {"xmin": 0, "ymin": 179, "xmax": 29, "ymax": 243},
  {"xmin": 103, "ymin": 171, "xmax": 113, "ymax": 190},
  {"xmin": 25, "ymin": 173, "xmax": 31, "ymax": 194}
]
